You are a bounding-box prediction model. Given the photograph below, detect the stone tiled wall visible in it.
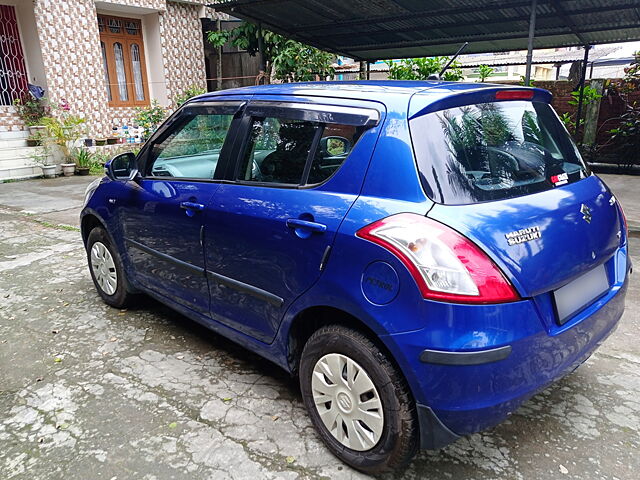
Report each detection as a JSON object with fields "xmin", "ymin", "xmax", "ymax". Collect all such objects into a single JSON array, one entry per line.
[
  {"xmin": 158, "ymin": 1, "xmax": 206, "ymax": 107},
  {"xmin": 19, "ymin": 0, "xmax": 207, "ymax": 137},
  {"xmin": 34, "ymin": 0, "xmax": 107, "ymax": 137}
]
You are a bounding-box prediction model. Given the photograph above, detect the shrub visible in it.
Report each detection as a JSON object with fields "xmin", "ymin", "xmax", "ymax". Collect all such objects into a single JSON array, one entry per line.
[
  {"xmin": 175, "ymin": 85, "xmax": 207, "ymax": 107},
  {"xmin": 609, "ymin": 102, "xmax": 640, "ymax": 170},
  {"xmin": 13, "ymin": 94, "xmax": 51, "ymax": 126},
  {"xmin": 134, "ymin": 100, "xmax": 167, "ymax": 139}
]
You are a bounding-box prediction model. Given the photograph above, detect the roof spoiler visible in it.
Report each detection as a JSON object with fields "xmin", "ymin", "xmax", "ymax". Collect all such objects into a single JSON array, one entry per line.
[{"xmin": 409, "ymin": 87, "xmax": 552, "ymax": 120}]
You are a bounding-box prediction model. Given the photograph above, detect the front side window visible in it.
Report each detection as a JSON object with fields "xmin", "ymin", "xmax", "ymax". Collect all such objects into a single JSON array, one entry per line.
[
  {"xmin": 237, "ymin": 116, "xmax": 361, "ymax": 186},
  {"xmin": 98, "ymin": 15, "xmax": 148, "ymax": 107},
  {"xmin": 410, "ymin": 101, "xmax": 589, "ymax": 205},
  {"xmin": 148, "ymin": 113, "xmax": 234, "ymax": 179}
]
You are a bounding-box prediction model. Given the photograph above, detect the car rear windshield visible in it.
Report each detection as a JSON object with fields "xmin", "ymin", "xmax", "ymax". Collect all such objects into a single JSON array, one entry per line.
[{"xmin": 410, "ymin": 101, "xmax": 590, "ymax": 205}]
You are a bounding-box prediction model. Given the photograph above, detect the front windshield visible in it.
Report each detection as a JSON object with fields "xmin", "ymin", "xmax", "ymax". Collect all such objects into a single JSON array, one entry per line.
[{"xmin": 410, "ymin": 101, "xmax": 590, "ymax": 205}]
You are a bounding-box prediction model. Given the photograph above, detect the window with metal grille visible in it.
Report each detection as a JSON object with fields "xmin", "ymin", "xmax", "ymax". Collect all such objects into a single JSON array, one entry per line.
[
  {"xmin": 98, "ymin": 14, "xmax": 149, "ymax": 107},
  {"xmin": 0, "ymin": 5, "xmax": 28, "ymax": 106}
]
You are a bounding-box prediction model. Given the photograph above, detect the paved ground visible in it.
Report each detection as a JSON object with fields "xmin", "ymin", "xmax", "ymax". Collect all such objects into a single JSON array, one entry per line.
[{"xmin": 0, "ymin": 174, "xmax": 638, "ymax": 479}]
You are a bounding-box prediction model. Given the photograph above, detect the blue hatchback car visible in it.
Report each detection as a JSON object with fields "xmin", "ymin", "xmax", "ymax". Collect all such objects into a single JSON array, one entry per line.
[{"xmin": 81, "ymin": 81, "xmax": 630, "ymax": 473}]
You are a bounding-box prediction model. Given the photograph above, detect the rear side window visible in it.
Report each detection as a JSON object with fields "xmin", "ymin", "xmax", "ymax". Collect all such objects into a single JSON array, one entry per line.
[
  {"xmin": 410, "ymin": 101, "xmax": 590, "ymax": 205},
  {"xmin": 237, "ymin": 116, "xmax": 362, "ymax": 186},
  {"xmin": 238, "ymin": 118, "xmax": 319, "ymax": 184}
]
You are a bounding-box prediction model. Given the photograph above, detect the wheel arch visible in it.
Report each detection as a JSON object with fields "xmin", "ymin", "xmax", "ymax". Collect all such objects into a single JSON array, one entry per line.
[
  {"xmin": 285, "ymin": 305, "xmax": 405, "ymax": 384},
  {"xmin": 80, "ymin": 210, "xmax": 109, "ymax": 246}
]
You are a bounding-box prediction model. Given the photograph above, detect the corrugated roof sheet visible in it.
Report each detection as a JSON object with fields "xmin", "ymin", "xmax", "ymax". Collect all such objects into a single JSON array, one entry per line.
[{"xmin": 213, "ymin": 0, "xmax": 640, "ymax": 60}]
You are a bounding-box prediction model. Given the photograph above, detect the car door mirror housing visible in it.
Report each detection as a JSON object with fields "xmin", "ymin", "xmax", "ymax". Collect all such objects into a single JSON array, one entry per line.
[
  {"xmin": 106, "ymin": 152, "xmax": 138, "ymax": 181},
  {"xmin": 320, "ymin": 136, "xmax": 351, "ymax": 157}
]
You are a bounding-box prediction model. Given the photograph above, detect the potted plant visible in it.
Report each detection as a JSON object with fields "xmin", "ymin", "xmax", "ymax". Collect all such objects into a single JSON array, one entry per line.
[
  {"xmin": 41, "ymin": 113, "xmax": 86, "ymax": 173},
  {"xmin": 73, "ymin": 148, "xmax": 93, "ymax": 176},
  {"xmin": 12, "ymin": 94, "xmax": 51, "ymax": 134},
  {"xmin": 95, "ymin": 138, "xmax": 107, "ymax": 146},
  {"xmin": 26, "ymin": 135, "xmax": 42, "ymax": 147},
  {"xmin": 29, "ymin": 141, "xmax": 55, "ymax": 178}
]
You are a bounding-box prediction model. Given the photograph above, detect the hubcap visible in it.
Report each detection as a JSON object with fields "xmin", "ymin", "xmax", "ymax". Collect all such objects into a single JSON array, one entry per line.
[
  {"xmin": 311, "ymin": 353, "xmax": 384, "ymax": 451},
  {"xmin": 90, "ymin": 242, "xmax": 118, "ymax": 296}
]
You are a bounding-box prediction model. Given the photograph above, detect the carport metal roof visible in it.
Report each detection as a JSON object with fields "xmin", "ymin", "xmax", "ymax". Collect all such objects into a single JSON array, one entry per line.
[{"xmin": 213, "ymin": 0, "xmax": 640, "ymax": 61}]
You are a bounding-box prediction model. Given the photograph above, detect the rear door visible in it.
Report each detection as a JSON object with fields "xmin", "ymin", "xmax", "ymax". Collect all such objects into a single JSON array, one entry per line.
[
  {"xmin": 409, "ymin": 93, "xmax": 623, "ymax": 297},
  {"xmin": 203, "ymin": 98, "xmax": 383, "ymax": 342}
]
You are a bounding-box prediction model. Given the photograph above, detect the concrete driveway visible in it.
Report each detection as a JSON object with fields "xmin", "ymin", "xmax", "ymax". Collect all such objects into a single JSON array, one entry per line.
[{"xmin": 0, "ymin": 175, "xmax": 638, "ymax": 479}]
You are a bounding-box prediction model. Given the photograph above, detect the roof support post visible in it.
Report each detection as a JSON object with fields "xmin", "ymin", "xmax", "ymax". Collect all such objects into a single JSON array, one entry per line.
[
  {"xmin": 574, "ymin": 44, "xmax": 591, "ymax": 138},
  {"xmin": 524, "ymin": 0, "xmax": 538, "ymax": 86},
  {"xmin": 359, "ymin": 60, "xmax": 367, "ymax": 80}
]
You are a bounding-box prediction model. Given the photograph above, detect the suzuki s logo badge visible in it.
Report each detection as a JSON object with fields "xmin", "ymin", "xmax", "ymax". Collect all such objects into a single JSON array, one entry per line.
[
  {"xmin": 580, "ymin": 204, "xmax": 592, "ymax": 224},
  {"xmin": 505, "ymin": 226, "xmax": 542, "ymax": 246}
]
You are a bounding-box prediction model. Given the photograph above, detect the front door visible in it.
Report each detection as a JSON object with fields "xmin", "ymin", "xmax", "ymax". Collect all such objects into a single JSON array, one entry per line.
[
  {"xmin": 119, "ymin": 101, "xmax": 244, "ymax": 315},
  {"xmin": 203, "ymin": 99, "xmax": 382, "ymax": 342}
]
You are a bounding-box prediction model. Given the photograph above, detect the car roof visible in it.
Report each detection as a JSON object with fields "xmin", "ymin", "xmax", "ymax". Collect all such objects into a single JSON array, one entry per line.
[
  {"xmin": 197, "ymin": 80, "xmax": 522, "ymax": 99},
  {"xmin": 192, "ymin": 80, "xmax": 548, "ymax": 115}
]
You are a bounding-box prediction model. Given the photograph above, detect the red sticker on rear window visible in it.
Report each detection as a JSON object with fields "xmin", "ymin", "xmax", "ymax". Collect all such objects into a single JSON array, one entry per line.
[{"xmin": 551, "ymin": 173, "xmax": 568, "ymax": 186}]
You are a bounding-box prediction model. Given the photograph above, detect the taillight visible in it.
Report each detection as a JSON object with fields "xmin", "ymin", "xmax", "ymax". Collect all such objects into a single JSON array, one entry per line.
[
  {"xmin": 495, "ymin": 90, "xmax": 534, "ymax": 100},
  {"xmin": 357, "ymin": 214, "xmax": 520, "ymax": 304}
]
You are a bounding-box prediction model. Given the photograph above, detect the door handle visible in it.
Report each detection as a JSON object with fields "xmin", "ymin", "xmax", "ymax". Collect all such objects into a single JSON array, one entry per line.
[
  {"xmin": 180, "ymin": 201, "xmax": 205, "ymax": 217},
  {"xmin": 286, "ymin": 218, "xmax": 327, "ymax": 238}
]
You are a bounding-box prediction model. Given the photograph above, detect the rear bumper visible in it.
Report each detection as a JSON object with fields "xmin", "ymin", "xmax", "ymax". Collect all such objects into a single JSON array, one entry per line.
[{"xmin": 386, "ymin": 249, "xmax": 629, "ymax": 449}]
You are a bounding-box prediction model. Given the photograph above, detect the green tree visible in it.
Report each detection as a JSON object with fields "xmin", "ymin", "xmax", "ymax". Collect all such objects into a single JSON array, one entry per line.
[
  {"xmin": 207, "ymin": 22, "xmax": 334, "ymax": 83},
  {"xmin": 477, "ymin": 64, "xmax": 495, "ymax": 82},
  {"xmin": 386, "ymin": 57, "xmax": 463, "ymax": 81}
]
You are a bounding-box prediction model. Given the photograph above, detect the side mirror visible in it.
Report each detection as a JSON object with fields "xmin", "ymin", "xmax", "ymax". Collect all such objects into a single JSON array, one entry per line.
[
  {"xmin": 320, "ymin": 136, "xmax": 351, "ymax": 157},
  {"xmin": 106, "ymin": 152, "xmax": 138, "ymax": 181}
]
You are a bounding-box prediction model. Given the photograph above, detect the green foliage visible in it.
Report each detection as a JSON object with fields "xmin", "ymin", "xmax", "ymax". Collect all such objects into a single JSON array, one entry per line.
[
  {"xmin": 477, "ymin": 64, "xmax": 495, "ymax": 82},
  {"xmin": 13, "ymin": 95, "xmax": 51, "ymax": 126},
  {"xmin": 609, "ymin": 102, "xmax": 640, "ymax": 170},
  {"xmin": 559, "ymin": 112, "xmax": 575, "ymax": 130},
  {"xmin": 73, "ymin": 148, "xmax": 93, "ymax": 168},
  {"xmin": 175, "ymin": 85, "xmax": 207, "ymax": 107},
  {"xmin": 207, "ymin": 22, "xmax": 334, "ymax": 83},
  {"xmin": 623, "ymin": 50, "xmax": 640, "ymax": 81},
  {"xmin": 41, "ymin": 115, "xmax": 86, "ymax": 160},
  {"xmin": 568, "ymin": 85, "xmax": 602, "ymax": 107},
  {"xmin": 386, "ymin": 57, "xmax": 463, "ymax": 81},
  {"xmin": 518, "ymin": 75, "xmax": 536, "ymax": 87},
  {"xmin": 134, "ymin": 100, "xmax": 167, "ymax": 138},
  {"xmin": 272, "ymin": 41, "xmax": 334, "ymax": 82}
]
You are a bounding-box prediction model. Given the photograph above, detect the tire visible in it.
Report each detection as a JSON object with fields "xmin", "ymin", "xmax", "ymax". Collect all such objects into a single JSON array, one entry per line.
[
  {"xmin": 86, "ymin": 227, "xmax": 135, "ymax": 308},
  {"xmin": 299, "ymin": 325, "xmax": 418, "ymax": 474}
]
